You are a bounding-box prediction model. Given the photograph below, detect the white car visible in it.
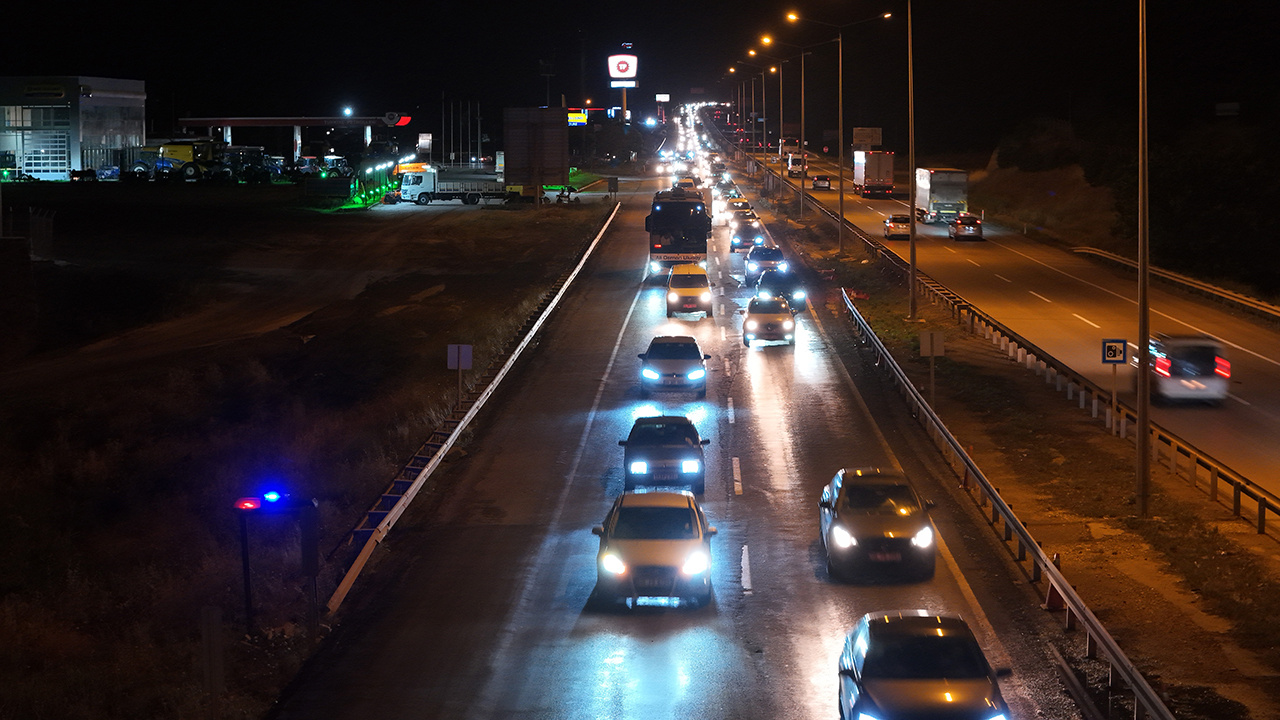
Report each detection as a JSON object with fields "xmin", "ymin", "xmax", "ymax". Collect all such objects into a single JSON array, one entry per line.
[{"xmin": 741, "ymin": 296, "xmax": 795, "ymax": 346}]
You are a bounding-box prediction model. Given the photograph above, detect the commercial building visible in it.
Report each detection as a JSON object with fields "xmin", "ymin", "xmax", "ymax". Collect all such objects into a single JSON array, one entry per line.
[{"xmin": 0, "ymin": 76, "xmax": 145, "ymax": 180}]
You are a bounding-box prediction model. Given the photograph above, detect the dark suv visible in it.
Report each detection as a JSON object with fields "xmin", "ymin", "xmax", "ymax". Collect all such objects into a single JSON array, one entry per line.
[{"xmin": 619, "ymin": 416, "xmax": 710, "ymax": 494}]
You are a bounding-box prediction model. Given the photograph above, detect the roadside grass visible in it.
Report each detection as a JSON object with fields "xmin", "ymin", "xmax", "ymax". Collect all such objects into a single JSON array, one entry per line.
[{"xmin": 0, "ymin": 198, "xmax": 611, "ymax": 719}]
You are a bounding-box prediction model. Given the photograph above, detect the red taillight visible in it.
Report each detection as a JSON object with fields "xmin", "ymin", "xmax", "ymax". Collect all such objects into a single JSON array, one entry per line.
[
  {"xmin": 1215, "ymin": 357, "xmax": 1231, "ymax": 379},
  {"xmin": 1154, "ymin": 357, "xmax": 1172, "ymax": 378}
]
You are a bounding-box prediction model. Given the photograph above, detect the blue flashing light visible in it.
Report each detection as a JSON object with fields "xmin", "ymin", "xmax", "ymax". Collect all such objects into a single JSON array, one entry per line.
[{"xmin": 263, "ymin": 491, "xmax": 282, "ymax": 503}]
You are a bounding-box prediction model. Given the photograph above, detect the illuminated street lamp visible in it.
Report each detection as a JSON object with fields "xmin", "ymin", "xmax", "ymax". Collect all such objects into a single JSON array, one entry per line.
[
  {"xmin": 736, "ymin": 60, "xmax": 774, "ymax": 161},
  {"xmin": 787, "ymin": 10, "xmax": 892, "ymax": 254}
]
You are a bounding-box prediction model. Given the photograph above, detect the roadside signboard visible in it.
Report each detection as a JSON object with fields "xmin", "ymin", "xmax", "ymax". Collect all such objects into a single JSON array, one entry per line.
[{"xmin": 1102, "ymin": 339, "xmax": 1127, "ymax": 364}]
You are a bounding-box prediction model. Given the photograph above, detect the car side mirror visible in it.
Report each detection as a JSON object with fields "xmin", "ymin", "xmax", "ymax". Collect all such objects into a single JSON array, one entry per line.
[
  {"xmin": 618, "ymin": 440, "xmax": 627, "ymax": 447},
  {"xmin": 995, "ymin": 667, "xmax": 1013, "ymax": 678},
  {"xmin": 637, "ymin": 353, "xmax": 646, "ymax": 360},
  {"xmin": 819, "ymin": 498, "xmax": 834, "ymax": 509},
  {"xmin": 703, "ymin": 354, "xmax": 711, "ymax": 360},
  {"xmin": 710, "ymin": 282, "xmax": 717, "ymax": 288},
  {"xmin": 701, "ymin": 439, "xmax": 711, "ymax": 446},
  {"xmin": 737, "ymin": 309, "xmax": 745, "ymax": 315},
  {"xmin": 706, "ymin": 526, "xmax": 718, "ymax": 537},
  {"xmin": 644, "ymin": 217, "xmax": 652, "ymax": 232},
  {"xmin": 591, "ymin": 525, "xmax": 604, "ymax": 536}
]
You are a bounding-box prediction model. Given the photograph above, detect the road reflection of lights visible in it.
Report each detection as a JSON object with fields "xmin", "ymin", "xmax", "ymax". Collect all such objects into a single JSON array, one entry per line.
[
  {"xmin": 684, "ymin": 405, "xmax": 708, "ymax": 425},
  {"xmin": 632, "ymin": 403, "xmax": 662, "ymax": 420}
]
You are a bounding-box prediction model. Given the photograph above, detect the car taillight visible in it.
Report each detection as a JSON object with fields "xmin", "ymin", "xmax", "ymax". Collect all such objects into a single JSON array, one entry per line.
[
  {"xmin": 1154, "ymin": 357, "xmax": 1172, "ymax": 378},
  {"xmin": 1215, "ymin": 357, "xmax": 1231, "ymax": 379}
]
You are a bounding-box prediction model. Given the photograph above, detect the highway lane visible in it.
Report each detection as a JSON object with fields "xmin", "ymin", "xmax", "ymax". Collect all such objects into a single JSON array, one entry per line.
[
  {"xmin": 775, "ymin": 154, "xmax": 1280, "ymax": 493},
  {"xmin": 271, "ymin": 175, "xmax": 1072, "ymax": 720}
]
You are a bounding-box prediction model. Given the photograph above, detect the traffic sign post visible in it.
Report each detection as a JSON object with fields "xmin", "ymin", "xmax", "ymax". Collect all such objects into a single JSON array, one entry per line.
[
  {"xmin": 1102, "ymin": 339, "xmax": 1128, "ymax": 434},
  {"xmin": 448, "ymin": 344, "xmax": 473, "ymax": 408},
  {"xmin": 920, "ymin": 331, "xmax": 945, "ymax": 407}
]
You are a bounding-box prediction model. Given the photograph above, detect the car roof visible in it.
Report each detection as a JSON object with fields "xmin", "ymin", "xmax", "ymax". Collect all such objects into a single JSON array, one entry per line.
[
  {"xmin": 888, "ymin": 214, "xmax": 910, "ymax": 221},
  {"xmin": 618, "ymin": 490, "xmax": 697, "ymax": 509},
  {"xmin": 669, "ymin": 263, "xmax": 707, "ymax": 276},
  {"xmin": 862, "ymin": 612, "xmax": 975, "ymax": 639},
  {"xmin": 649, "ymin": 335, "xmax": 698, "ymax": 346},
  {"xmin": 632, "ymin": 414, "xmax": 695, "ymax": 426},
  {"xmin": 748, "ymin": 296, "xmax": 791, "ymax": 310},
  {"xmin": 749, "ymin": 246, "xmax": 782, "ymax": 256},
  {"xmin": 838, "ymin": 467, "xmax": 909, "ymax": 485}
]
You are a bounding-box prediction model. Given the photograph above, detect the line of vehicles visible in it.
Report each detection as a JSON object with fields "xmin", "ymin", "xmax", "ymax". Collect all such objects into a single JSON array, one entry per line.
[{"xmin": 590, "ymin": 107, "xmax": 1015, "ymax": 720}]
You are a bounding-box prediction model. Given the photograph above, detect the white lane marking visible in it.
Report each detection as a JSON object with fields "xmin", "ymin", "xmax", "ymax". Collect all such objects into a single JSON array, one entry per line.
[
  {"xmin": 724, "ymin": 357, "xmax": 732, "ymax": 377},
  {"xmin": 721, "ymin": 325, "xmax": 727, "ymax": 342},
  {"xmin": 1073, "ymin": 313, "xmax": 1101, "ymax": 328},
  {"xmin": 740, "ymin": 544, "xmax": 753, "ymax": 594},
  {"xmin": 1029, "ymin": 291, "xmax": 1053, "ymax": 303},
  {"xmin": 994, "ymin": 274, "xmax": 1013, "ymax": 283},
  {"xmin": 935, "ymin": 532, "xmax": 1013, "ymax": 669},
  {"xmin": 944, "ymin": 246, "xmax": 957, "ymax": 254},
  {"xmin": 966, "ymin": 258, "xmax": 982, "ymax": 267},
  {"xmin": 727, "ymin": 397, "xmax": 736, "ymax": 424},
  {"xmin": 732, "ymin": 456, "xmax": 743, "ymax": 495}
]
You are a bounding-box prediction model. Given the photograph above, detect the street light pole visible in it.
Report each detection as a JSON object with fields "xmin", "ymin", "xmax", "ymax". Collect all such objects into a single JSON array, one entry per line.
[
  {"xmin": 908, "ymin": 0, "xmax": 918, "ymax": 320},
  {"xmin": 837, "ymin": 28, "xmax": 845, "ymax": 253},
  {"xmin": 1136, "ymin": 0, "xmax": 1152, "ymax": 516}
]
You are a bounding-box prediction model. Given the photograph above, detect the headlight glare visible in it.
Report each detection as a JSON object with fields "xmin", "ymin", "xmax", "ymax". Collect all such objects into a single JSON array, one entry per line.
[
  {"xmin": 668, "ymin": 292, "xmax": 679, "ymax": 303},
  {"xmin": 641, "ymin": 368, "xmax": 660, "ymax": 380},
  {"xmin": 778, "ymin": 262, "xmax": 789, "ymax": 272},
  {"xmin": 681, "ymin": 459, "xmax": 700, "ymax": 474},
  {"xmin": 601, "ymin": 553, "xmax": 627, "ymax": 575},
  {"xmin": 687, "ymin": 369, "xmax": 706, "ymax": 381},
  {"xmin": 700, "ymin": 291, "xmax": 711, "ymax": 302},
  {"xmin": 682, "ymin": 550, "xmax": 709, "ymax": 575},
  {"xmin": 912, "ymin": 526, "xmax": 934, "ymax": 548},
  {"xmin": 745, "ymin": 320, "xmax": 758, "ymax": 330},
  {"xmin": 793, "ymin": 290, "xmax": 806, "ymax": 300},
  {"xmin": 831, "ymin": 525, "xmax": 856, "ymax": 549},
  {"xmin": 629, "ymin": 461, "xmax": 648, "ymax": 475}
]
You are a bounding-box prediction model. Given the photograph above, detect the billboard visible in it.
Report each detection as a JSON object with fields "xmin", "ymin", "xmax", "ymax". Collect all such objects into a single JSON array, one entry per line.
[
  {"xmin": 608, "ymin": 54, "xmax": 637, "ymax": 79},
  {"xmin": 655, "ymin": 93, "xmax": 670, "ymax": 102}
]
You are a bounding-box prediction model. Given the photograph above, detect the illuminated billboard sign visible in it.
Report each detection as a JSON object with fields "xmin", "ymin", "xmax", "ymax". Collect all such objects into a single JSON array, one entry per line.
[
  {"xmin": 655, "ymin": 93, "xmax": 670, "ymax": 102},
  {"xmin": 608, "ymin": 54, "xmax": 637, "ymax": 79},
  {"xmin": 567, "ymin": 109, "xmax": 587, "ymax": 126}
]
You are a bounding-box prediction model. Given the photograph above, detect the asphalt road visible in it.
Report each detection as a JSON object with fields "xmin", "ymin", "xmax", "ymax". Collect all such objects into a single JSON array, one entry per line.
[
  {"xmin": 270, "ymin": 176, "xmax": 1077, "ymax": 719},
  {"xmin": 789, "ymin": 154, "xmax": 1280, "ymax": 495}
]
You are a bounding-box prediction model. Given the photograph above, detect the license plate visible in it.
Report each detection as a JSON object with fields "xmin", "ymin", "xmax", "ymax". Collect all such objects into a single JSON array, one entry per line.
[
  {"xmin": 636, "ymin": 578, "xmax": 667, "ymax": 589},
  {"xmin": 661, "ymin": 378, "xmax": 681, "ymax": 385},
  {"xmin": 682, "ymin": 303, "xmax": 699, "ymax": 309},
  {"xmin": 868, "ymin": 552, "xmax": 901, "ymax": 562}
]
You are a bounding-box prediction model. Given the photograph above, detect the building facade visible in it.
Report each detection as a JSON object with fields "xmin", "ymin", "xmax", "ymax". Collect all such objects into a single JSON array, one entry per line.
[{"xmin": 0, "ymin": 76, "xmax": 145, "ymax": 180}]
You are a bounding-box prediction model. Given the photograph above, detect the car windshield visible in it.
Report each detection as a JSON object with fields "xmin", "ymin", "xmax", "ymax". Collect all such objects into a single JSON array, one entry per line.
[
  {"xmin": 890, "ymin": 215, "xmax": 910, "ymax": 223},
  {"xmin": 647, "ymin": 342, "xmax": 701, "ymax": 360},
  {"xmin": 863, "ymin": 635, "xmax": 990, "ymax": 680},
  {"xmin": 1162, "ymin": 345, "xmax": 1220, "ymax": 376},
  {"xmin": 752, "ymin": 248, "xmax": 782, "ymax": 261},
  {"xmin": 749, "ymin": 299, "xmax": 788, "ymax": 314},
  {"xmin": 669, "ymin": 274, "xmax": 709, "ymax": 289},
  {"xmin": 958, "ymin": 217, "xmax": 979, "ymax": 226},
  {"xmin": 612, "ymin": 506, "xmax": 699, "ymax": 540},
  {"xmin": 839, "ymin": 483, "xmax": 919, "ymax": 515},
  {"xmin": 629, "ymin": 422, "xmax": 700, "ymax": 446}
]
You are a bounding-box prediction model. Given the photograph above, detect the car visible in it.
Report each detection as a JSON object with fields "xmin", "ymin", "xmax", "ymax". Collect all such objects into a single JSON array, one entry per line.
[
  {"xmin": 883, "ymin": 214, "xmax": 911, "ymax": 240},
  {"xmin": 728, "ymin": 208, "xmax": 757, "ymax": 228},
  {"xmin": 948, "ymin": 213, "xmax": 984, "ymax": 240},
  {"xmin": 754, "ymin": 268, "xmax": 807, "ymax": 311},
  {"xmin": 666, "ymin": 263, "xmax": 714, "ymax": 318},
  {"xmin": 838, "ymin": 611, "xmax": 1012, "ymax": 720},
  {"xmin": 817, "ymin": 468, "xmax": 936, "ymax": 581},
  {"xmin": 730, "ymin": 215, "xmax": 765, "ymax": 251},
  {"xmin": 727, "ymin": 199, "xmax": 752, "ymax": 214},
  {"xmin": 741, "ymin": 296, "xmax": 795, "ymax": 346},
  {"xmin": 743, "ymin": 245, "xmax": 787, "ymax": 284},
  {"xmin": 591, "ymin": 491, "xmax": 717, "ymax": 608},
  {"xmin": 618, "ymin": 415, "xmax": 710, "ymax": 494},
  {"xmin": 638, "ymin": 336, "xmax": 711, "ymax": 398},
  {"xmin": 1139, "ymin": 334, "xmax": 1231, "ymax": 405},
  {"xmin": 723, "ymin": 185, "xmax": 743, "ymax": 199},
  {"xmin": 811, "ymin": 174, "xmax": 831, "ymax": 190}
]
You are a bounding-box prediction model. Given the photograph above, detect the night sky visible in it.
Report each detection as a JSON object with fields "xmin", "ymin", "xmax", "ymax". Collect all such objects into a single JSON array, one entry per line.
[{"xmin": 4, "ymin": 0, "xmax": 1273, "ymax": 158}]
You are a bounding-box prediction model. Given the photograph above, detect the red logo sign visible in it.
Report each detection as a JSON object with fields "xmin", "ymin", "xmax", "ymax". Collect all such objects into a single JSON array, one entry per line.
[{"xmin": 608, "ymin": 54, "xmax": 638, "ymax": 79}]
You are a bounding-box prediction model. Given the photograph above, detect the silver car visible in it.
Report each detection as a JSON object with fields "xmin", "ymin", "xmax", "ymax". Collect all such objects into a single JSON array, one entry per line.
[
  {"xmin": 948, "ymin": 213, "xmax": 984, "ymax": 240},
  {"xmin": 638, "ymin": 336, "xmax": 711, "ymax": 398},
  {"xmin": 818, "ymin": 468, "xmax": 936, "ymax": 581}
]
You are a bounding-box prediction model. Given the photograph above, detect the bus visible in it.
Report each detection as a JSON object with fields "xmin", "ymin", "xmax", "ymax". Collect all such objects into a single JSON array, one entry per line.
[{"xmin": 644, "ymin": 187, "xmax": 712, "ymax": 276}]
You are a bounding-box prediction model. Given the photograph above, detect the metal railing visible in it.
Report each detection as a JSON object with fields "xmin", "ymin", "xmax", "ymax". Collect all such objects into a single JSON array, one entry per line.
[
  {"xmin": 841, "ymin": 288, "xmax": 1176, "ymax": 720},
  {"xmin": 324, "ymin": 203, "xmax": 622, "ymax": 614}
]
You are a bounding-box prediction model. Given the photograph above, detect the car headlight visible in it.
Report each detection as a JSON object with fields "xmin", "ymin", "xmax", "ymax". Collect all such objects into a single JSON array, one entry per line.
[
  {"xmin": 700, "ymin": 291, "xmax": 711, "ymax": 302},
  {"xmin": 792, "ymin": 290, "xmax": 806, "ymax": 300},
  {"xmin": 745, "ymin": 320, "xmax": 758, "ymax": 330},
  {"xmin": 831, "ymin": 525, "xmax": 856, "ymax": 549},
  {"xmin": 857, "ymin": 713, "xmax": 883, "ymax": 720},
  {"xmin": 783, "ymin": 319, "xmax": 794, "ymax": 330},
  {"xmin": 650, "ymin": 262, "xmax": 661, "ymax": 273},
  {"xmin": 668, "ymin": 291, "xmax": 680, "ymax": 303},
  {"xmin": 629, "ymin": 461, "xmax": 648, "ymax": 475},
  {"xmin": 912, "ymin": 526, "xmax": 934, "ymax": 548},
  {"xmin": 747, "ymin": 262, "xmax": 758, "ymax": 271},
  {"xmin": 687, "ymin": 368, "xmax": 706, "ymax": 381},
  {"xmin": 777, "ymin": 262, "xmax": 789, "ymax": 272},
  {"xmin": 984, "ymin": 715, "xmax": 1007, "ymax": 720},
  {"xmin": 601, "ymin": 553, "xmax": 627, "ymax": 575},
  {"xmin": 757, "ymin": 290, "xmax": 771, "ymax": 299},
  {"xmin": 641, "ymin": 368, "xmax": 660, "ymax": 380},
  {"xmin": 730, "ymin": 220, "xmax": 739, "ymax": 228},
  {"xmin": 681, "ymin": 459, "xmax": 701, "ymax": 474},
  {"xmin": 682, "ymin": 550, "xmax": 709, "ymax": 576}
]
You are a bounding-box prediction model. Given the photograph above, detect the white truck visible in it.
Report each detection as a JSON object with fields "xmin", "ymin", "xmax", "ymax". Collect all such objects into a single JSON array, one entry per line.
[
  {"xmin": 853, "ymin": 150, "xmax": 894, "ymax": 198},
  {"xmin": 396, "ymin": 163, "xmax": 511, "ymax": 205},
  {"xmin": 914, "ymin": 168, "xmax": 968, "ymax": 223}
]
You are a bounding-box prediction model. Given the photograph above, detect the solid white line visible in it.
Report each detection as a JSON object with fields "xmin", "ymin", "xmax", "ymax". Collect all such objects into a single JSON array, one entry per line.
[
  {"xmin": 727, "ymin": 397, "xmax": 735, "ymax": 424},
  {"xmin": 1073, "ymin": 313, "xmax": 1101, "ymax": 328},
  {"xmin": 994, "ymin": 274, "xmax": 1012, "ymax": 283},
  {"xmin": 732, "ymin": 456, "xmax": 743, "ymax": 495},
  {"xmin": 1029, "ymin": 291, "xmax": 1053, "ymax": 303},
  {"xmin": 740, "ymin": 544, "xmax": 753, "ymax": 594}
]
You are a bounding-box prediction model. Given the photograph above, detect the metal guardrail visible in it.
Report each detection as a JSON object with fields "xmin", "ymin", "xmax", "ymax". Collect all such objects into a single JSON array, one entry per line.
[
  {"xmin": 1073, "ymin": 246, "xmax": 1280, "ymax": 324},
  {"xmin": 325, "ymin": 203, "xmax": 622, "ymax": 614},
  {"xmin": 840, "ymin": 288, "xmax": 1176, "ymax": 720}
]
